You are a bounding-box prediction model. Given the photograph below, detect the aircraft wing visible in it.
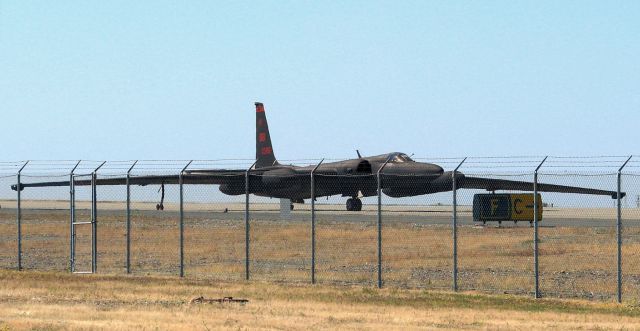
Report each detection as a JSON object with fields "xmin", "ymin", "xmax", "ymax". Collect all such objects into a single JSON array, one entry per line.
[
  {"xmin": 11, "ymin": 169, "xmax": 246, "ymax": 191},
  {"xmin": 460, "ymin": 176, "xmax": 623, "ymax": 199}
]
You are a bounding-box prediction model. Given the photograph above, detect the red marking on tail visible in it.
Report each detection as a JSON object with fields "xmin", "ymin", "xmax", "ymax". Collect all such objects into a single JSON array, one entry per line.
[
  {"xmin": 258, "ymin": 132, "xmax": 266, "ymax": 142},
  {"xmin": 255, "ymin": 103, "xmax": 265, "ymax": 113},
  {"xmin": 261, "ymin": 146, "xmax": 272, "ymax": 156}
]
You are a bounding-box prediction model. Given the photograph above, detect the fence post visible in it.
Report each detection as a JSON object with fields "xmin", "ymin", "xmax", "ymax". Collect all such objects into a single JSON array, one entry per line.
[
  {"xmin": 310, "ymin": 159, "xmax": 324, "ymax": 284},
  {"xmin": 69, "ymin": 160, "xmax": 81, "ymax": 272},
  {"xmin": 179, "ymin": 160, "xmax": 193, "ymax": 278},
  {"xmin": 16, "ymin": 161, "xmax": 29, "ymax": 271},
  {"xmin": 126, "ymin": 160, "xmax": 138, "ymax": 274},
  {"xmin": 452, "ymin": 157, "xmax": 467, "ymax": 292},
  {"xmin": 617, "ymin": 155, "xmax": 632, "ymax": 303},
  {"xmin": 533, "ymin": 156, "xmax": 547, "ymax": 299},
  {"xmin": 245, "ymin": 160, "xmax": 257, "ymax": 281},
  {"xmin": 377, "ymin": 157, "xmax": 391, "ymax": 289},
  {"xmin": 91, "ymin": 161, "xmax": 106, "ymax": 274},
  {"xmin": 91, "ymin": 172, "xmax": 96, "ymax": 273}
]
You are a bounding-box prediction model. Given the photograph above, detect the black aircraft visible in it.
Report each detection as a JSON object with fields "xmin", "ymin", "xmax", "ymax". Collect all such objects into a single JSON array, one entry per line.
[{"xmin": 12, "ymin": 102, "xmax": 623, "ymax": 211}]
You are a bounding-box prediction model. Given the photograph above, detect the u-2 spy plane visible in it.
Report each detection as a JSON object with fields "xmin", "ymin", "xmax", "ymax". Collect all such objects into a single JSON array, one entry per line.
[{"xmin": 13, "ymin": 102, "xmax": 623, "ymax": 211}]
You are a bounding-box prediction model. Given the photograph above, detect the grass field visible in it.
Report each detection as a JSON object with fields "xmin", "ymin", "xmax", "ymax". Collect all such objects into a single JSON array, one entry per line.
[
  {"xmin": 1, "ymin": 200, "xmax": 640, "ymax": 303},
  {"xmin": 2, "ymin": 270, "xmax": 640, "ymax": 330}
]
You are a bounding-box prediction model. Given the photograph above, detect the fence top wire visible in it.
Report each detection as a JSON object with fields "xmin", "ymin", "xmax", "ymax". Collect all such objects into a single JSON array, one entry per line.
[
  {"xmin": 20, "ymin": 174, "xmax": 71, "ymax": 179},
  {"xmin": 1, "ymin": 156, "xmax": 639, "ymax": 175}
]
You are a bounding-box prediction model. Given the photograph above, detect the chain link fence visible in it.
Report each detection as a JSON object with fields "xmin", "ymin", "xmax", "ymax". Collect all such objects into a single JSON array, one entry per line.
[
  {"xmin": 1, "ymin": 156, "xmax": 639, "ymax": 302},
  {"xmin": 183, "ymin": 175, "xmax": 245, "ymax": 281},
  {"xmin": 0, "ymin": 174, "xmax": 17, "ymax": 270},
  {"xmin": 456, "ymin": 172, "xmax": 536, "ymax": 295}
]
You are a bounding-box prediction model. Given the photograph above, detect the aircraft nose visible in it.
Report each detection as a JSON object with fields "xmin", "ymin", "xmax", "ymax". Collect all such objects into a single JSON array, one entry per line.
[{"xmin": 420, "ymin": 163, "xmax": 444, "ymax": 175}]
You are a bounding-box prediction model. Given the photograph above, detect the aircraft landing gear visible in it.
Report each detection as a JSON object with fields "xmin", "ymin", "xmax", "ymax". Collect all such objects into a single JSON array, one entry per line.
[
  {"xmin": 346, "ymin": 198, "xmax": 362, "ymax": 211},
  {"xmin": 156, "ymin": 183, "xmax": 165, "ymax": 211}
]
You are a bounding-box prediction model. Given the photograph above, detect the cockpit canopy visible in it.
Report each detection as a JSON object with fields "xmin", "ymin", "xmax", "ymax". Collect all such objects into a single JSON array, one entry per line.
[{"xmin": 391, "ymin": 153, "xmax": 414, "ymax": 163}]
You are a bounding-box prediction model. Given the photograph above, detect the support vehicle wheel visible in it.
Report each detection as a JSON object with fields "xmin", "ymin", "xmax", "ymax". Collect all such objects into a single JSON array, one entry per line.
[
  {"xmin": 354, "ymin": 198, "xmax": 362, "ymax": 211},
  {"xmin": 346, "ymin": 198, "xmax": 355, "ymax": 211}
]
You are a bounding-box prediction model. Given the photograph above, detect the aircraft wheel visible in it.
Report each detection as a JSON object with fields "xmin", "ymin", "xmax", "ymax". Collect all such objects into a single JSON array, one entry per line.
[
  {"xmin": 346, "ymin": 198, "xmax": 355, "ymax": 211},
  {"xmin": 354, "ymin": 198, "xmax": 362, "ymax": 211},
  {"xmin": 156, "ymin": 204, "xmax": 161, "ymax": 210},
  {"xmin": 290, "ymin": 204, "xmax": 294, "ymax": 211}
]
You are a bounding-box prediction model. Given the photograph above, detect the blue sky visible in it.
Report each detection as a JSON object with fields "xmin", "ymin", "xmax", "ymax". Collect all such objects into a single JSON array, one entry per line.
[{"xmin": 1, "ymin": 1, "xmax": 639, "ymax": 162}]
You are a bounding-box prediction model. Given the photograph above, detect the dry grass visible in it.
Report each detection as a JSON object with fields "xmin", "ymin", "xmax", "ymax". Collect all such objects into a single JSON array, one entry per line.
[
  {"xmin": 1, "ymin": 202, "xmax": 640, "ymax": 302},
  {"xmin": 2, "ymin": 270, "xmax": 640, "ymax": 330}
]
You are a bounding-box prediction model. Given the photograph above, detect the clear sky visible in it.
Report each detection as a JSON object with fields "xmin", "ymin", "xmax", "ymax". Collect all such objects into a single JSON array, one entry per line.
[{"xmin": 1, "ymin": 1, "xmax": 639, "ymax": 162}]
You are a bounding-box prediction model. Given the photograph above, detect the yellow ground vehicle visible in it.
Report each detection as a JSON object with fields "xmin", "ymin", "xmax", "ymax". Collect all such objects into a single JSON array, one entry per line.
[{"xmin": 472, "ymin": 193, "xmax": 542, "ymax": 225}]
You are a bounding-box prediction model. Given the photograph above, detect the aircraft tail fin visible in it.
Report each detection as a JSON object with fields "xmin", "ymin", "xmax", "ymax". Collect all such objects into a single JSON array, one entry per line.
[{"xmin": 255, "ymin": 102, "xmax": 278, "ymax": 168}]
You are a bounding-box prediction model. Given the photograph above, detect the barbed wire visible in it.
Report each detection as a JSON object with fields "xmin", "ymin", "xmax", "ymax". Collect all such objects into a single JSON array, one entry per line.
[
  {"xmin": 0, "ymin": 156, "xmax": 637, "ymax": 174},
  {"xmin": 0, "ymin": 156, "xmax": 634, "ymax": 163},
  {"xmin": 20, "ymin": 174, "xmax": 71, "ymax": 179}
]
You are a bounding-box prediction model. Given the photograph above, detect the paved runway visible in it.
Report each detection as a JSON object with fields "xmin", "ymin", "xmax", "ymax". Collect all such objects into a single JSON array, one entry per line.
[{"xmin": 2, "ymin": 207, "xmax": 639, "ymax": 228}]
